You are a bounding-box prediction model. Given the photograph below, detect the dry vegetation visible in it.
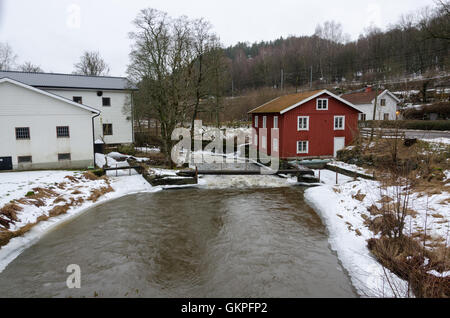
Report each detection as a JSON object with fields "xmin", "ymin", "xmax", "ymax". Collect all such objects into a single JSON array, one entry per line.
[
  {"xmin": 0, "ymin": 172, "xmax": 115, "ymax": 248},
  {"xmin": 339, "ymin": 134, "xmax": 450, "ymax": 297}
]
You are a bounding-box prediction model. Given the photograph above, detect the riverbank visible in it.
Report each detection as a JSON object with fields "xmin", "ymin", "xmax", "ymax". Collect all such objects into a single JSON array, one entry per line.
[
  {"xmin": 0, "ymin": 170, "xmax": 155, "ymax": 273},
  {"xmin": 306, "ymin": 163, "xmax": 450, "ymax": 297}
]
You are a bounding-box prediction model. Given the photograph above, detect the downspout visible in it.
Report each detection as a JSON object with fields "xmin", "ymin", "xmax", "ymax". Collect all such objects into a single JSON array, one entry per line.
[
  {"xmin": 92, "ymin": 112, "xmax": 101, "ymax": 168},
  {"xmin": 131, "ymin": 91, "xmax": 135, "ymax": 144}
]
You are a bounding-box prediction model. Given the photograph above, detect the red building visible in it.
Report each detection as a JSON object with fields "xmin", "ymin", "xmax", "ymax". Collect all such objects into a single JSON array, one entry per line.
[{"xmin": 249, "ymin": 90, "xmax": 361, "ymax": 159}]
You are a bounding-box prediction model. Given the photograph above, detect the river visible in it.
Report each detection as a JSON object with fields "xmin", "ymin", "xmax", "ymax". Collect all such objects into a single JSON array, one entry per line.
[{"xmin": 0, "ymin": 186, "xmax": 356, "ymax": 297}]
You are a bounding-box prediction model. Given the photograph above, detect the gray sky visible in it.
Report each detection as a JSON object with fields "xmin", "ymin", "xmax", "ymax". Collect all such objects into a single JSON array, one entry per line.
[{"xmin": 0, "ymin": 0, "xmax": 435, "ymax": 77}]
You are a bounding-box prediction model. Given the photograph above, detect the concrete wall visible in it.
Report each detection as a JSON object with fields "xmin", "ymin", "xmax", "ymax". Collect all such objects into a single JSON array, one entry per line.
[
  {"xmin": 46, "ymin": 89, "xmax": 133, "ymax": 144},
  {"xmin": 0, "ymin": 82, "xmax": 95, "ymax": 170}
]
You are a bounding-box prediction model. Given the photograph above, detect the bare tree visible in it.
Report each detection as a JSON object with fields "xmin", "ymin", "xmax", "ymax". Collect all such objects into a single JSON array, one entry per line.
[
  {"xmin": 73, "ymin": 51, "xmax": 110, "ymax": 76},
  {"xmin": 127, "ymin": 8, "xmax": 193, "ymax": 166},
  {"xmin": 0, "ymin": 42, "xmax": 17, "ymax": 71},
  {"xmin": 19, "ymin": 62, "xmax": 43, "ymax": 73}
]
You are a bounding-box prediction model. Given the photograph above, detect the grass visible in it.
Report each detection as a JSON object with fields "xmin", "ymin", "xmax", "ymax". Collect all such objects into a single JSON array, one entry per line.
[{"xmin": 368, "ymin": 236, "xmax": 450, "ymax": 298}]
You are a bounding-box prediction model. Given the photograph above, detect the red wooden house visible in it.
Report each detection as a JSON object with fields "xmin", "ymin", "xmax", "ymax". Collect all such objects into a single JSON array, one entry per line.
[{"xmin": 248, "ymin": 90, "xmax": 361, "ymax": 159}]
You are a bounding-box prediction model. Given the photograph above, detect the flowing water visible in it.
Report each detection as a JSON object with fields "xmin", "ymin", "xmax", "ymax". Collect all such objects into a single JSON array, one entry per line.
[{"xmin": 0, "ymin": 186, "xmax": 356, "ymax": 298}]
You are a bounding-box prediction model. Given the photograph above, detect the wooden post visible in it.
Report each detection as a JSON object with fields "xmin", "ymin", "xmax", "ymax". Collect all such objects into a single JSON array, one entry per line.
[
  {"xmin": 195, "ymin": 166, "xmax": 199, "ymax": 184},
  {"xmin": 319, "ymin": 169, "xmax": 321, "ymax": 182},
  {"xmin": 336, "ymin": 170, "xmax": 338, "ymax": 185}
]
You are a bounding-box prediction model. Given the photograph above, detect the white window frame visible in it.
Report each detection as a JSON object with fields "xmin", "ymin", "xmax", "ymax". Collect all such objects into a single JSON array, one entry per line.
[
  {"xmin": 263, "ymin": 116, "xmax": 267, "ymax": 128},
  {"xmin": 316, "ymin": 98, "xmax": 328, "ymax": 110},
  {"xmin": 380, "ymin": 99, "xmax": 386, "ymax": 106},
  {"xmin": 254, "ymin": 134, "xmax": 258, "ymax": 146},
  {"xmin": 297, "ymin": 141, "xmax": 309, "ymax": 154},
  {"xmin": 297, "ymin": 116, "xmax": 309, "ymax": 131},
  {"xmin": 254, "ymin": 116, "xmax": 259, "ymax": 128},
  {"xmin": 359, "ymin": 113, "xmax": 366, "ymax": 121},
  {"xmin": 262, "ymin": 136, "xmax": 267, "ymax": 149},
  {"xmin": 273, "ymin": 116, "xmax": 278, "ymax": 129},
  {"xmin": 273, "ymin": 138, "xmax": 279, "ymax": 152},
  {"xmin": 334, "ymin": 116, "xmax": 345, "ymax": 131}
]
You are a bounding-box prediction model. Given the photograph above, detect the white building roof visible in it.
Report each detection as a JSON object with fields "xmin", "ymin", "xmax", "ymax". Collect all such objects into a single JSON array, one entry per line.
[{"xmin": 0, "ymin": 70, "xmax": 135, "ymax": 91}]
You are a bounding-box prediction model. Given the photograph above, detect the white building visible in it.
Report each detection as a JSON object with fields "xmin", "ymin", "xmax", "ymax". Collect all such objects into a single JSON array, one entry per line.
[
  {"xmin": 341, "ymin": 88, "xmax": 400, "ymax": 121},
  {"xmin": 0, "ymin": 71, "xmax": 136, "ymax": 171},
  {"xmin": 0, "ymin": 71, "xmax": 135, "ymax": 145},
  {"xmin": 0, "ymin": 78, "xmax": 100, "ymax": 170}
]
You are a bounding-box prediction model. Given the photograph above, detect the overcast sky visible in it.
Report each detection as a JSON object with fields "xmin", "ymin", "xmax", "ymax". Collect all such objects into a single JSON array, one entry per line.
[{"xmin": 0, "ymin": 0, "xmax": 435, "ymax": 77}]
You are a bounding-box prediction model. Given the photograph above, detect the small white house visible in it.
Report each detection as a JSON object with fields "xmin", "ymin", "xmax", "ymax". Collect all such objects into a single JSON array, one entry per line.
[
  {"xmin": 0, "ymin": 78, "xmax": 100, "ymax": 170},
  {"xmin": 341, "ymin": 87, "xmax": 400, "ymax": 121},
  {"xmin": 0, "ymin": 71, "xmax": 135, "ymax": 145}
]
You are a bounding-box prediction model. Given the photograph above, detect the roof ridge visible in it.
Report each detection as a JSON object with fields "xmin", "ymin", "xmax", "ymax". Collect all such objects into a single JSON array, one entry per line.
[{"xmin": 0, "ymin": 70, "xmax": 127, "ymax": 80}]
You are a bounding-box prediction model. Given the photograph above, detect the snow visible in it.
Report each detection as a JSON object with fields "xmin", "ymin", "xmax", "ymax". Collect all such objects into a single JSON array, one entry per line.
[
  {"xmin": 95, "ymin": 153, "xmax": 149, "ymax": 176},
  {"xmin": 0, "ymin": 171, "xmax": 157, "ymax": 274},
  {"xmin": 327, "ymin": 160, "xmax": 374, "ymax": 178},
  {"xmin": 421, "ymin": 137, "xmax": 450, "ymax": 145},
  {"xmin": 135, "ymin": 146, "xmax": 160, "ymax": 153},
  {"xmin": 428, "ymin": 270, "xmax": 450, "ymax": 278},
  {"xmin": 305, "ymin": 164, "xmax": 450, "ymax": 297},
  {"xmin": 305, "ymin": 178, "xmax": 411, "ymax": 297}
]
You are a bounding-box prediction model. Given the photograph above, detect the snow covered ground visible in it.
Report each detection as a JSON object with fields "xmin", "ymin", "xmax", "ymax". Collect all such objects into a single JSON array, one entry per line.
[
  {"xmin": 420, "ymin": 137, "xmax": 450, "ymax": 145},
  {"xmin": 305, "ymin": 166, "xmax": 450, "ymax": 297}
]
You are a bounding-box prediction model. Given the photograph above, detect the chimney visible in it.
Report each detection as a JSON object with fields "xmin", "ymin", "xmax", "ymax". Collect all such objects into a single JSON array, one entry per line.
[{"xmin": 365, "ymin": 86, "xmax": 372, "ymax": 93}]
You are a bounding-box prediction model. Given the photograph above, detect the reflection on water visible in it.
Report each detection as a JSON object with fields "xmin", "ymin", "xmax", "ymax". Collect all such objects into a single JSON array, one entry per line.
[{"xmin": 0, "ymin": 187, "xmax": 356, "ymax": 298}]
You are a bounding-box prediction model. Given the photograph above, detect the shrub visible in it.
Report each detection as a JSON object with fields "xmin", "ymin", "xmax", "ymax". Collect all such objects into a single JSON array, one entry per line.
[{"xmin": 117, "ymin": 144, "xmax": 136, "ymax": 156}]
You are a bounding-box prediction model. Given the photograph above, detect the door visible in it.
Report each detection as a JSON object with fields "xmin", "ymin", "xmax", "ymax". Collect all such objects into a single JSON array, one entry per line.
[
  {"xmin": 333, "ymin": 137, "xmax": 345, "ymax": 158},
  {"xmin": 0, "ymin": 157, "xmax": 13, "ymax": 171}
]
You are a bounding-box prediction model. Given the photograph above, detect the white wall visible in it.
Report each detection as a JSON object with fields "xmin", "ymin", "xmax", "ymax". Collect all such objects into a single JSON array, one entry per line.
[
  {"xmin": 46, "ymin": 89, "xmax": 133, "ymax": 144},
  {"xmin": 0, "ymin": 82, "xmax": 95, "ymax": 170},
  {"xmin": 355, "ymin": 92, "xmax": 398, "ymax": 121}
]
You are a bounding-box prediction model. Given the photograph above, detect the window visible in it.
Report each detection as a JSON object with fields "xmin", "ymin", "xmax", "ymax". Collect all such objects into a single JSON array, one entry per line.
[
  {"xmin": 273, "ymin": 116, "xmax": 278, "ymax": 129},
  {"xmin": 254, "ymin": 116, "xmax": 259, "ymax": 128},
  {"xmin": 15, "ymin": 127, "xmax": 30, "ymax": 140},
  {"xmin": 103, "ymin": 124, "xmax": 113, "ymax": 136},
  {"xmin": 262, "ymin": 136, "xmax": 267, "ymax": 149},
  {"xmin": 58, "ymin": 153, "xmax": 71, "ymax": 161},
  {"xmin": 273, "ymin": 138, "xmax": 279, "ymax": 152},
  {"xmin": 297, "ymin": 141, "xmax": 309, "ymax": 154},
  {"xmin": 56, "ymin": 126, "xmax": 70, "ymax": 138},
  {"xmin": 262, "ymin": 116, "xmax": 267, "ymax": 128},
  {"xmin": 380, "ymin": 99, "xmax": 386, "ymax": 106},
  {"xmin": 102, "ymin": 97, "xmax": 111, "ymax": 107},
  {"xmin": 297, "ymin": 116, "xmax": 309, "ymax": 131},
  {"xmin": 384, "ymin": 113, "xmax": 390, "ymax": 121},
  {"xmin": 253, "ymin": 134, "xmax": 258, "ymax": 146},
  {"xmin": 334, "ymin": 116, "xmax": 345, "ymax": 130},
  {"xmin": 359, "ymin": 114, "xmax": 367, "ymax": 121},
  {"xmin": 18, "ymin": 156, "xmax": 32, "ymax": 163},
  {"xmin": 317, "ymin": 99, "xmax": 328, "ymax": 110},
  {"xmin": 73, "ymin": 96, "xmax": 82, "ymax": 104}
]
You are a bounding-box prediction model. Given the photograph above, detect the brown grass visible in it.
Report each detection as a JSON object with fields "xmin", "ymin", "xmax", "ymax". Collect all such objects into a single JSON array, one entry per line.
[
  {"xmin": 53, "ymin": 196, "xmax": 66, "ymax": 204},
  {"xmin": 65, "ymin": 175, "xmax": 79, "ymax": 183},
  {"xmin": 83, "ymin": 171, "xmax": 99, "ymax": 181},
  {"xmin": 48, "ymin": 204, "xmax": 71, "ymax": 217},
  {"xmin": 87, "ymin": 185, "xmax": 114, "ymax": 202},
  {"xmin": 71, "ymin": 190, "xmax": 82, "ymax": 195},
  {"xmin": 352, "ymin": 190, "xmax": 366, "ymax": 202},
  {"xmin": 0, "ymin": 203, "xmax": 22, "ymax": 229}
]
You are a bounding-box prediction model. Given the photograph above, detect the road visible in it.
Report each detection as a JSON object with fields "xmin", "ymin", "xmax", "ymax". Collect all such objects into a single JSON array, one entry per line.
[{"xmin": 362, "ymin": 128, "xmax": 450, "ymax": 140}]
